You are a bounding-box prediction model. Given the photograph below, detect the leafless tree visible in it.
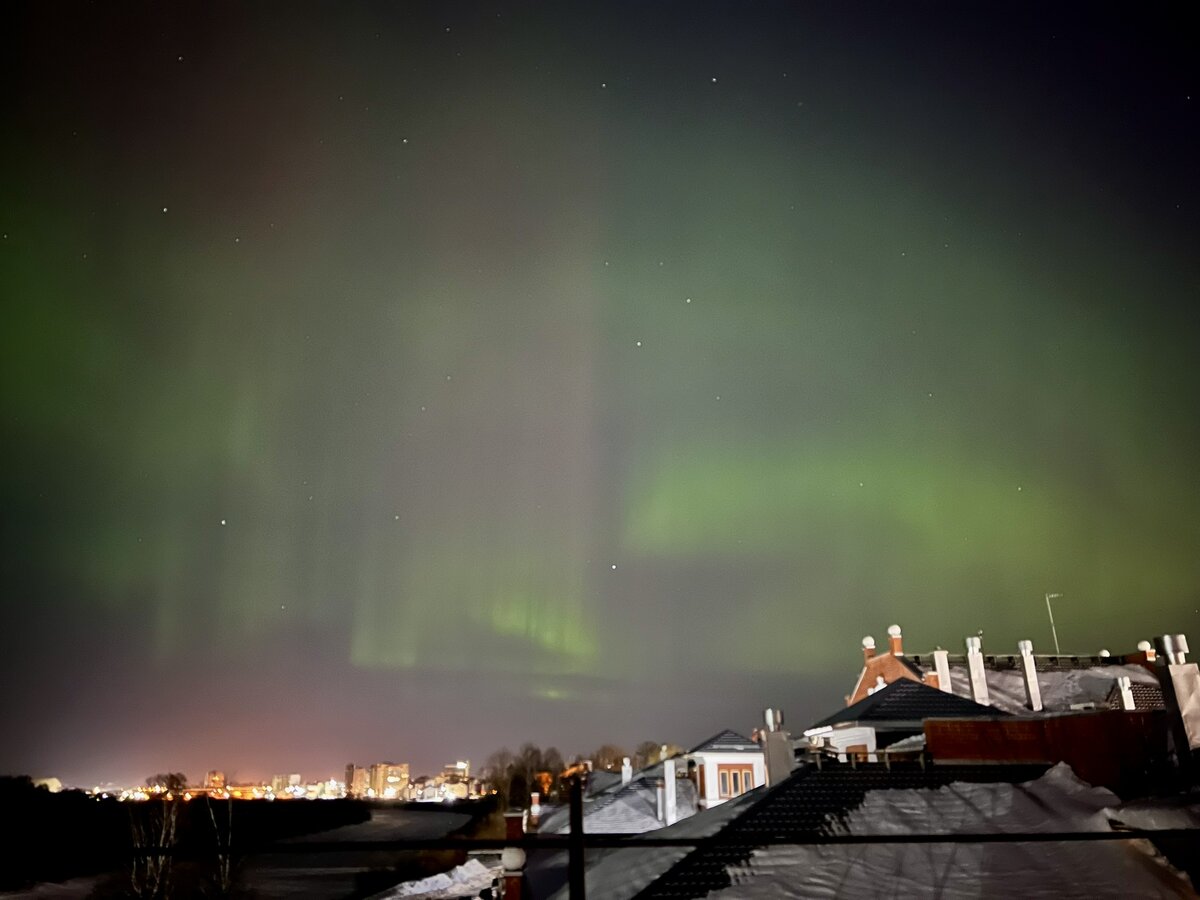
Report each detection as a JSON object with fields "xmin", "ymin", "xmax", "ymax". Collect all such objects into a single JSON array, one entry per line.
[{"xmin": 128, "ymin": 795, "xmax": 178, "ymax": 899}]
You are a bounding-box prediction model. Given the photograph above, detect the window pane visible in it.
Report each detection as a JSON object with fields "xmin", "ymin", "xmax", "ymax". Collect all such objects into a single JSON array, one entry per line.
[
  {"xmin": 719, "ymin": 771, "xmax": 729, "ymax": 796},
  {"xmin": 731, "ymin": 770, "xmax": 741, "ymax": 794}
]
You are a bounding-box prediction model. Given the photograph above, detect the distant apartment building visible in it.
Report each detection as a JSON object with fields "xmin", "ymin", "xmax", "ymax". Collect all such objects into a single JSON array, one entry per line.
[
  {"xmin": 368, "ymin": 761, "xmax": 410, "ymax": 799},
  {"xmin": 344, "ymin": 764, "xmax": 371, "ymax": 798}
]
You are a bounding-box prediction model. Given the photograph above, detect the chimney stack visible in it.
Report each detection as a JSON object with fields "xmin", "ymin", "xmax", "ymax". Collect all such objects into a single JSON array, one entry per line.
[
  {"xmin": 862, "ymin": 635, "xmax": 876, "ymax": 663},
  {"xmin": 621, "ymin": 757, "xmax": 632, "ymax": 784},
  {"xmin": 762, "ymin": 709, "xmax": 796, "ymax": 786},
  {"xmin": 1018, "ymin": 639, "xmax": 1043, "ymax": 711},
  {"xmin": 932, "ymin": 649, "xmax": 952, "ymax": 693},
  {"xmin": 1138, "ymin": 640, "xmax": 1156, "ymax": 662},
  {"xmin": 965, "ymin": 635, "xmax": 990, "ymax": 706},
  {"xmin": 1161, "ymin": 634, "xmax": 1190, "ymax": 665},
  {"xmin": 887, "ymin": 624, "xmax": 904, "ymax": 656},
  {"xmin": 663, "ymin": 759, "xmax": 677, "ymax": 825},
  {"xmin": 1117, "ymin": 676, "xmax": 1136, "ymax": 710}
]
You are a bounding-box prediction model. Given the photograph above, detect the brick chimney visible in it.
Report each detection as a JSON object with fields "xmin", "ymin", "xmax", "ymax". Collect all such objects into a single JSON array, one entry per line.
[
  {"xmin": 887, "ymin": 624, "xmax": 903, "ymax": 656},
  {"xmin": 862, "ymin": 635, "xmax": 876, "ymax": 663}
]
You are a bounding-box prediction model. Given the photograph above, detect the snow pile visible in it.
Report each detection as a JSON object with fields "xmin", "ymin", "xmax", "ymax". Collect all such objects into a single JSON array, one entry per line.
[
  {"xmin": 375, "ymin": 857, "xmax": 499, "ymax": 898},
  {"xmin": 710, "ymin": 764, "xmax": 1193, "ymax": 899}
]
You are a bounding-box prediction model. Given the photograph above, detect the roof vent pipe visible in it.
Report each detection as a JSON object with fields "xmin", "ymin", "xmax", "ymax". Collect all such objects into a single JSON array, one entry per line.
[
  {"xmin": 965, "ymin": 635, "xmax": 990, "ymax": 706},
  {"xmin": 1176, "ymin": 635, "xmax": 1190, "ymax": 664},
  {"xmin": 1018, "ymin": 639, "xmax": 1043, "ymax": 711}
]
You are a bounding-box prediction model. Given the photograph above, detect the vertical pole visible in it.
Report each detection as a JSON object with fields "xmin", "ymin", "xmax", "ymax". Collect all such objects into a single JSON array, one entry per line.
[
  {"xmin": 1044, "ymin": 593, "xmax": 1062, "ymax": 655},
  {"xmin": 502, "ymin": 811, "xmax": 526, "ymax": 899},
  {"xmin": 568, "ymin": 776, "xmax": 586, "ymax": 899}
]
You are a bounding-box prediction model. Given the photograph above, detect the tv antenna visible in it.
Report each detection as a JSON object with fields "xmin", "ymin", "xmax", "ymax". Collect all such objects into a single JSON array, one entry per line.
[{"xmin": 1044, "ymin": 592, "xmax": 1063, "ymax": 655}]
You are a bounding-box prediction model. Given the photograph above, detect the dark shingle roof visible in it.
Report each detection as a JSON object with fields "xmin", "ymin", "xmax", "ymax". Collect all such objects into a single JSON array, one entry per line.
[
  {"xmin": 690, "ymin": 730, "xmax": 759, "ymax": 753},
  {"xmin": 1104, "ymin": 681, "xmax": 1164, "ymax": 710},
  {"xmin": 807, "ymin": 679, "xmax": 1009, "ymax": 731},
  {"xmin": 635, "ymin": 761, "xmax": 1048, "ymax": 899}
]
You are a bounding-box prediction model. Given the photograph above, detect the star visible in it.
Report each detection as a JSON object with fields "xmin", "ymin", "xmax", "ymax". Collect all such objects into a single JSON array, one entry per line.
[{"xmin": 220, "ymin": 519, "xmax": 226, "ymax": 526}]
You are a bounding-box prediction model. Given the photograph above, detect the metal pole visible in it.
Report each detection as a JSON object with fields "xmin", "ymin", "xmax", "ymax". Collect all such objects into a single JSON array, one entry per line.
[
  {"xmin": 1044, "ymin": 593, "xmax": 1062, "ymax": 655},
  {"xmin": 568, "ymin": 776, "xmax": 585, "ymax": 899}
]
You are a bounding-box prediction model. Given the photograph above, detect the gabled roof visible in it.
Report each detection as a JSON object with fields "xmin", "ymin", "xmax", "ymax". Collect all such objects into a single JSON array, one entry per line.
[
  {"xmin": 690, "ymin": 730, "xmax": 759, "ymax": 753},
  {"xmin": 537, "ymin": 760, "xmax": 699, "ymax": 835},
  {"xmin": 807, "ymin": 679, "xmax": 1008, "ymax": 732}
]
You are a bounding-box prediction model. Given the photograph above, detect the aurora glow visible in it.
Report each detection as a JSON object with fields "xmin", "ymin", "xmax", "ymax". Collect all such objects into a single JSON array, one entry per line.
[{"xmin": 2, "ymin": 3, "xmax": 1197, "ymax": 785}]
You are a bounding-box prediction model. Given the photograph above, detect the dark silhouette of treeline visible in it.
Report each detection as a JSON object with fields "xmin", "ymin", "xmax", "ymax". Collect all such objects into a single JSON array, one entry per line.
[{"xmin": 0, "ymin": 774, "xmax": 370, "ymax": 894}]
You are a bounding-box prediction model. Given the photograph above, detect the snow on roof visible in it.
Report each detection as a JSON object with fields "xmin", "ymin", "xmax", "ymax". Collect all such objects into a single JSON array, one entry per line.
[
  {"xmin": 690, "ymin": 730, "xmax": 760, "ymax": 753},
  {"xmin": 374, "ymin": 857, "xmax": 499, "ymax": 898},
  {"xmin": 939, "ymin": 662, "xmax": 1161, "ymax": 715},
  {"xmin": 537, "ymin": 760, "xmax": 698, "ymax": 835},
  {"xmin": 637, "ymin": 761, "xmax": 1200, "ymax": 898},
  {"xmin": 698, "ymin": 764, "xmax": 1193, "ymax": 899},
  {"xmin": 542, "ymin": 787, "xmax": 765, "ymax": 900}
]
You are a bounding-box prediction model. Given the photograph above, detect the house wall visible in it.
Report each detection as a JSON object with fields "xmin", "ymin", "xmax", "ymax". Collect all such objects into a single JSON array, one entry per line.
[
  {"xmin": 924, "ymin": 710, "xmax": 1168, "ymax": 793},
  {"xmin": 692, "ymin": 751, "xmax": 766, "ymax": 808}
]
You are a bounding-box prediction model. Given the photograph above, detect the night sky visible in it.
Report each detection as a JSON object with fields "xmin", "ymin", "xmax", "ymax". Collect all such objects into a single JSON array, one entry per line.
[{"xmin": 3, "ymin": 3, "xmax": 1198, "ymax": 787}]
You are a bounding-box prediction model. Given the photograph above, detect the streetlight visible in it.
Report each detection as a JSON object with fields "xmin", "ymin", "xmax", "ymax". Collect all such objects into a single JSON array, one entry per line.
[{"xmin": 1044, "ymin": 592, "xmax": 1063, "ymax": 655}]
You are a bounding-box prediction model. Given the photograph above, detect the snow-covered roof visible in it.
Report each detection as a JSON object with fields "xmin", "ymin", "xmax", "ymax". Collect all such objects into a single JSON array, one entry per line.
[
  {"xmin": 536, "ymin": 760, "xmax": 698, "ymax": 835},
  {"xmin": 539, "ymin": 786, "xmax": 764, "ymax": 900},
  {"xmin": 532, "ymin": 757, "xmax": 1200, "ymax": 899},
  {"xmin": 689, "ymin": 730, "xmax": 760, "ymax": 753},
  {"xmin": 941, "ymin": 662, "xmax": 1161, "ymax": 715},
  {"xmin": 634, "ymin": 763, "xmax": 1195, "ymax": 899}
]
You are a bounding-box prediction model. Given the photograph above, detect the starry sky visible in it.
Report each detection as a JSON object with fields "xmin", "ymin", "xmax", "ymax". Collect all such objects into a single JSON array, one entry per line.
[{"xmin": 2, "ymin": 2, "xmax": 1198, "ymax": 787}]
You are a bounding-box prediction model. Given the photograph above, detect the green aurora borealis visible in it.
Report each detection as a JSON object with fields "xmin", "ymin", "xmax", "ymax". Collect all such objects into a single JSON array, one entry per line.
[{"xmin": 2, "ymin": 3, "xmax": 1198, "ymax": 782}]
